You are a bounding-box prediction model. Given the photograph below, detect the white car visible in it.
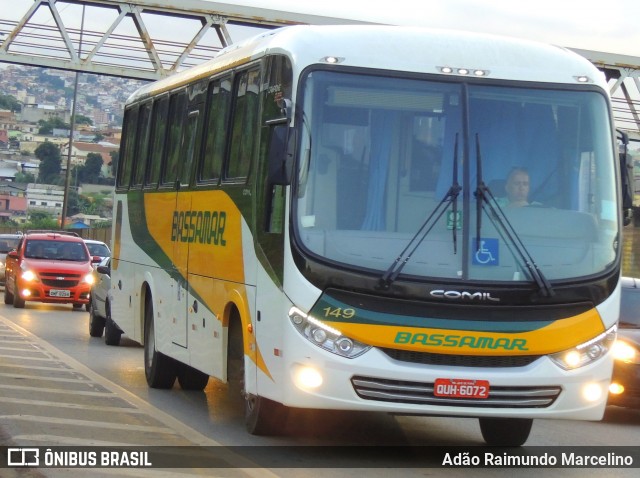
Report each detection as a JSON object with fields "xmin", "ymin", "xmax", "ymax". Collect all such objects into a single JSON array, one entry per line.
[
  {"xmin": 83, "ymin": 239, "xmax": 111, "ymax": 264},
  {"xmin": 88, "ymin": 257, "xmax": 122, "ymax": 345}
]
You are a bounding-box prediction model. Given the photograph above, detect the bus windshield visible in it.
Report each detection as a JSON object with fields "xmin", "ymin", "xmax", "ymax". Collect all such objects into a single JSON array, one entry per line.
[{"xmin": 294, "ymin": 70, "xmax": 618, "ymax": 282}]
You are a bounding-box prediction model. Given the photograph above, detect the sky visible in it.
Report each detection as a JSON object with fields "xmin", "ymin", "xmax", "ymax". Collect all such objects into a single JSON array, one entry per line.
[{"xmin": 235, "ymin": 0, "xmax": 640, "ymax": 57}]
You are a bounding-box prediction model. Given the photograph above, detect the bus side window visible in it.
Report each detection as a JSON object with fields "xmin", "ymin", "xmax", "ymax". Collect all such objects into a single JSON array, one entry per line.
[
  {"xmin": 226, "ymin": 67, "xmax": 260, "ymax": 180},
  {"xmin": 117, "ymin": 106, "xmax": 138, "ymax": 190},
  {"xmin": 131, "ymin": 101, "xmax": 152, "ymax": 187},
  {"xmin": 198, "ymin": 76, "xmax": 231, "ymax": 183},
  {"xmin": 162, "ymin": 90, "xmax": 187, "ymax": 187},
  {"xmin": 179, "ymin": 110, "xmax": 200, "ymax": 186},
  {"xmin": 146, "ymin": 95, "xmax": 169, "ymax": 188}
]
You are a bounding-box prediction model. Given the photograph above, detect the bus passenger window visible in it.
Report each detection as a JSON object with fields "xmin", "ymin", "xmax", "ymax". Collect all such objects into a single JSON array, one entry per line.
[
  {"xmin": 180, "ymin": 111, "xmax": 199, "ymax": 186},
  {"xmin": 132, "ymin": 102, "xmax": 152, "ymax": 187},
  {"xmin": 200, "ymin": 77, "xmax": 231, "ymax": 182},
  {"xmin": 117, "ymin": 107, "xmax": 138, "ymax": 189},
  {"xmin": 162, "ymin": 91, "xmax": 187, "ymax": 186},
  {"xmin": 146, "ymin": 96, "xmax": 169, "ymax": 187},
  {"xmin": 227, "ymin": 67, "xmax": 260, "ymax": 180}
]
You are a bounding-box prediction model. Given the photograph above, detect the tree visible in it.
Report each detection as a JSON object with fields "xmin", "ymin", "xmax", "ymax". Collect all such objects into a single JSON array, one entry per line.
[
  {"xmin": 24, "ymin": 211, "xmax": 58, "ymax": 230},
  {"xmin": 84, "ymin": 153, "xmax": 104, "ymax": 183},
  {"xmin": 36, "ymin": 142, "xmax": 62, "ymax": 183},
  {"xmin": 0, "ymin": 94, "xmax": 21, "ymax": 112},
  {"xmin": 38, "ymin": 116, "xmax": 70, "ymax": 134},
  {"xmin": 14, "ymin": 171, "xmax": 36, "ymax": 183},
  {"xmin": 75, "ymin": 115, "xmax": 93, "ymax": 126}
]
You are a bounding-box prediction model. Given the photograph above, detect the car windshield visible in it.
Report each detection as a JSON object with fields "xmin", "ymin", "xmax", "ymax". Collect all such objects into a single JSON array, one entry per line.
[
  {"xmin": 86, "ymin": 243, "xmax": 110, "ymax": 257},
  {"xmin": 620, "ymin": 287, "xmax": 640, "ymax": 328},
  {"xmin": 294, "ymin": 70, "xmax": 618, "ymax": 283},
  {"xmin": 0, "ymin": 237, "xmax": 20, "ymax": 253},
  {"xmin": 25, "ymin": 240, "xmax": 89, "ymax": 262}
]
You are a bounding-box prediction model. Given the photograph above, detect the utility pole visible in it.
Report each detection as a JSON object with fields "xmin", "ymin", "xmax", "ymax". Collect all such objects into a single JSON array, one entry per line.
[{"xmin": 60, "ymin": 5, "xmax": 86, "ymax": 230}]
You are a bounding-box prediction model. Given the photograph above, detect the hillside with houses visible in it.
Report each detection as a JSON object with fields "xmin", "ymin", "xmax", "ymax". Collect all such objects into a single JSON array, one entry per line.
[{"xmin": 0, "ymin": 64, "xmax": 147, "ymax": 229}]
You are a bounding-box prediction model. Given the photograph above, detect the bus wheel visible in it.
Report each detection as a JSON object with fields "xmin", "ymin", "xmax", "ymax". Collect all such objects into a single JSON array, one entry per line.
[
  {"xmin": 479, "ymin": 417, "xmax": 533, "ymax": 446},
  {"xmin": 227, "ymin": 317, "xmax": 288, "ymax": 435},
  {"xmin": 144, "ymin": 296, "xmax": 177, "ymax": 389},
  {"xmin": 245, "ymin": 394, "xmax": 289, "ymax": 436},
  {"xmin": 177, "ymin": 364, "xmax": 209, "ymax": 391}
]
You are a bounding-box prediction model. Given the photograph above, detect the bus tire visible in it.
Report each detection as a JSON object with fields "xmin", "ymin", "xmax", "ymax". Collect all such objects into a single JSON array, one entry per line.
[
  {"xmin": 245, "ymin": 394, "xmax": 289, "ymax": 436},
  {"xmin": 4, "ymin": 285, "xmax": 13, "ymax": 305},
  {"xmin": 104, "ymin": 319, "xmax": 122, "ymax": 346},
  {"xmin": 144, "ymin": 296, "xmax": 177, "ymax": 389},
  {"xmin": 177, "ymin": 364, "xmax": 209, "ymax": 391},
  {"xmin": 479, "ymin": 417, "xmax": 533, "ymax": 446},
  {"xmin": 227, "ymin": 316, "xmax": 288, "ymax": 435},
  {"xmin": 89, "ymin": 299, "xmax": 105, "ymax": 338}
]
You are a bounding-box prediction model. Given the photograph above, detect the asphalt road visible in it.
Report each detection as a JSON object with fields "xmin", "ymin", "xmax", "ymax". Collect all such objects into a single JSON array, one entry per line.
[{"xmin": 1, "ymin": 301, "xmax": 639, "ymax": 477}]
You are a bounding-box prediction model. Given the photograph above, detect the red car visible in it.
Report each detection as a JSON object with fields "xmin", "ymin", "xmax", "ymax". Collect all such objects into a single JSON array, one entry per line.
[{"xmin": 4, "ymin": 231, "xmax": 99, "ymax": 309}]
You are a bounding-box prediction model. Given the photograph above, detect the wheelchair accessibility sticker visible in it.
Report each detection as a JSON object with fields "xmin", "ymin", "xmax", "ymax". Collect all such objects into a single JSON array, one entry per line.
[{"xmin": 472, "ymin": 238, "xmax": 499, "ymax": 265}]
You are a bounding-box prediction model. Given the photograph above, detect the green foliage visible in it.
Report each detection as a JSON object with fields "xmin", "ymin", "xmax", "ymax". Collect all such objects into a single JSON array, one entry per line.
[
  {"xmin": 14, "ymin": 172, "xmax": 36, "ymax": 183},
  {"xmin": 73, "ymin": 152, "xmax": 104, "ymax": 185},
  {"xmin": 75, "ymin": 114, "xmax": 93, "ymax": 126},
  {"xmin": 35, "ymin": 142, "xmax": 62, "ymax": 183},
  {"xmin": 0, "ymin": 94, "xmax": 21, "ymax": 112},
  {"xmin": 38, "ymin": 116, "xmax": 70, "ymax": 134},
  {"xmin": 24, "ymin": 211, "xmax": 59, "ymax": 230}
]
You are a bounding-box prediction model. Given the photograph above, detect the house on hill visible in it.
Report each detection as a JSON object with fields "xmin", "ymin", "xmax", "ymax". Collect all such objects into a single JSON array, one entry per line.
[{"xmin": 60, "ymin": 141, "xmax": 119, "ymax": 177}]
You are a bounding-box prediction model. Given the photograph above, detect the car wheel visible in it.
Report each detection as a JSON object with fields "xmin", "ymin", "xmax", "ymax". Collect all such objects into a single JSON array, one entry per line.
[
  {"xmin": 89, "ymin": 299, "xmax": 105, "ymax": 338},
  {"xmin": 143, "ymin": 295, "xmax": 177, "ymax": 388},
  {"xmin": 13, "ymin": 293, "xmax": 25, "ymax": 308},
  {"xmin": 4, "ymin": 284, "xmax": 13, "ymax": 305},
  {"xmin": 104, "ymin": 304, "xmax": 122, "ymax": 346},
  {"xmin": 177, "ymin": 363, "xmax": 209, "ymax": 391},
  {"xmin": 479, "ymin": 417, "xmax": 533, "ymax": 446}
]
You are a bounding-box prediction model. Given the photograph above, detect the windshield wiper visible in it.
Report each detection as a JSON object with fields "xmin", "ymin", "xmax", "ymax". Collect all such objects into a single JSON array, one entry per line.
[
  {"xmin": 380, "ymin": 134, "xmax": 461, "ymax": 289},
  {"xmin": 473, "ymin": 134, "xmax": 554, "ymax": 297}
]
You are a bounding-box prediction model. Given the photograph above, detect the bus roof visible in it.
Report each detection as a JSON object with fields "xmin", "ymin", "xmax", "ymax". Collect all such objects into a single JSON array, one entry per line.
[{"xmin": 126, "ymin": 25, "xmax": 606, "ymax": 105}]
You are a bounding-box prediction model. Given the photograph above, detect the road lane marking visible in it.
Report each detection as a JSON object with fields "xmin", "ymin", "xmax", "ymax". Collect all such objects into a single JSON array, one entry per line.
[{"xmin": 0, "ymin": 315, "xmax": 282, "ymax": 478}]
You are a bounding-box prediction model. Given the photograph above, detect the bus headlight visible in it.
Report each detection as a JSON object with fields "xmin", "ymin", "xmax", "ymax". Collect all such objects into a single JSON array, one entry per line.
[
  {"xmin": 289, "ymin": 306, "xmax": 370, "ymax": 358},
  {"xmin": 549, "ymin": 325, "xmax": 617, "ymax": 370}
]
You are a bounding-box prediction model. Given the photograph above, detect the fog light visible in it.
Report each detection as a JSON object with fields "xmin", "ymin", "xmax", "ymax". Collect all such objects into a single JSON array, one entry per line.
[
  {"xmin": 582, "ymin": 382, "xmax": 603, "ymax": 402},
  {"xmin": 21, "ymin": 289, "xmax": 31, "ymax": 297},
  {"xmin": 609, "ymin": 382, "xmax": 624, "ymax": 395},
  {"xmin": 294, "ymin": 366, "xmax": 323, "ymax": 390}
]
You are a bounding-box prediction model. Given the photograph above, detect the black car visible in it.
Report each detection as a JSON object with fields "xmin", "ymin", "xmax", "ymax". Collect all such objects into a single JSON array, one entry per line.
[{"xmin": 609, "ymin": 277, "xmax": 640, "ymax": 408}]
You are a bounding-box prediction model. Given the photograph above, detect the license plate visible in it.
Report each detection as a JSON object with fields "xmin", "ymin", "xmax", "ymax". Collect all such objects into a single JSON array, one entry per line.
[
  {"xmin": 434, "ymin": 378, "xmax": 490, "ymax": 399},
  {"xmin": 49, "ymin": 289, "xmax": 71, "ymax": 298}
]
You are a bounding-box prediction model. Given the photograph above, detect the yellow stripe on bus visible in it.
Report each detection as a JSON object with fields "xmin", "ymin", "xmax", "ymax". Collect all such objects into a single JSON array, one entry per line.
[{"xmin": 326, "ymin": 307, "xmax": 605, "ymax": 356}]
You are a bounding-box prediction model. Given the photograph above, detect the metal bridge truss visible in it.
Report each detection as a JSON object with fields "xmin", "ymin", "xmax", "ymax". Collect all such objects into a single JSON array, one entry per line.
[
  {"xmin": 0, "ymin": 0, "xmax": 638, "ymax": 137},
  {"xmin": 0, "ymin": 0, "xmax": 353, "ymax": 80}
]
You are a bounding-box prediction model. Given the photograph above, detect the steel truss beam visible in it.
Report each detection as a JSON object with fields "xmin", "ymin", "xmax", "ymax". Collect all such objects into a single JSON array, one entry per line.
[{"xmin": 0, "ymin": 0, "xmax": 360, "ymax": 80}]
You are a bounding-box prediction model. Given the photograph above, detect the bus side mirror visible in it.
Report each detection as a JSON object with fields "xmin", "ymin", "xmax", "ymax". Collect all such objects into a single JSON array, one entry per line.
[{"xmin": 267, "ymin": 124, "xmax": 293, "ymax": 186}]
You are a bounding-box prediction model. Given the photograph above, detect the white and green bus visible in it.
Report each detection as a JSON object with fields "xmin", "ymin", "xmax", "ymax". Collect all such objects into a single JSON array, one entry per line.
[{"xmin": 111, "ymin": 25, "xmax": 623, "ymax": 446}]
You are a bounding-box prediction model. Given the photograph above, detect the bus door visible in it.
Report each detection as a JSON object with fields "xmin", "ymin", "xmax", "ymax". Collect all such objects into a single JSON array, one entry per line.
[{"xmin": 172, "ymin": 108, "xmax": 202, "ymax": 349}]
